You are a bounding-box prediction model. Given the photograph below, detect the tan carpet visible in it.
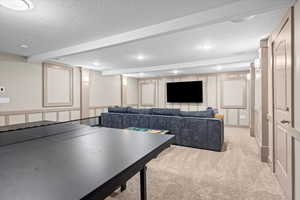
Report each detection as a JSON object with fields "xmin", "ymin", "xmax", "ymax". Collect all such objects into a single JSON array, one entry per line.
[{"xmin": 107, "ymin": 127, "xmax": 286, "ymax": 200}]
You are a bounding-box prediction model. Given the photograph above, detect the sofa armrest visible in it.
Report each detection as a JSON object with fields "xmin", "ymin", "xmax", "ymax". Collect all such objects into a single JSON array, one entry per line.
[{"xmin": 207, "ymin": 118, "xmax": 224, "ymax": 151}]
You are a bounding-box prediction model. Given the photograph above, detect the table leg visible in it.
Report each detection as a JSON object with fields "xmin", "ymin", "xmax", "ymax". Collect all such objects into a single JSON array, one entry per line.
[
  {"xmin": 140, "ymin": 166, "xmax": 147, "ymax": 200},
  {"xmin": 121, "ymin": 183, "xmax": 127, "ymax": 192}
]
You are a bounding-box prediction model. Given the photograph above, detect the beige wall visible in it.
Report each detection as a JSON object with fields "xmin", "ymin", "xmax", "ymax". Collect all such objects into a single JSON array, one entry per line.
[
  {"xmin": 138, "ymin": 71, "xmax": 250, "ymax": 127},
  {"xmin": 0, "ymin": 53, "xmax": 81, "ymax": 124},
  {"xmin": 294, "ymin": 1, "xmax": 300, "ymax": 199},
  {"xmin": 0, "ymin": 60, "xmax": 43, "ymax": 111},
  {"xmin": 89, "ymin": 71, "xmax": 121, "ymax": 107},
  {"xmin": 124, "ymin": 76, "xmax": 139, "ymax": 106}
]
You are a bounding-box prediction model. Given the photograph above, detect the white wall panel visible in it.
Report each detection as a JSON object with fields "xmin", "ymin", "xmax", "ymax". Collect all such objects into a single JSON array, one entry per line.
[
  {"xmin": 90, "ymin": 72, "xmax": 121, "ymax": 107},
  {"xmin": 95, "ymin": 108, "xmax": 104, "ymax": 116},
  {"xmin": 126, "ymin": 77, "xmax": 138, "ymax": 105},
  {"xmin": 140, "ymin": 82, "xmax": 156, "ymax": 106},
  {"xmin": 71, "ymin": 110, "xmax": 81, "ymax": 120},
  {"xmin": 46, "ymin": 66, "xmax": 72, "ymax": 105},
  {"xmin": 59, "ymin": 111, "xmax": 69, "ymax": 122},
  {"xmin": 239, "ymin": 109, "xmax": 249, "ymax": 126},
  {"xmin": 207, "ymin": 76, "xmax": 217, "ymax": 107},
  {"xmin": 227, "ymin": 109, "xmax": 238, "ymax": 126},
  {"xmin": 89, "ymin": 109, "xmax": 96, "ymax": 117},
  {"xmin": 28, "ymin": 113, "xmax": 43, "ymax": 122},
  {"xmin": 222, "ymin": 79, "xmax": 247, "ymax": 108},
  {"xmin": 180, "ymin": 105, "xmax": 189, "ymax": 111},
  {"xmin": 0, "ymin": 116, "xmax": 5, "ymax": 126},
  {"xmin": 9, "ymin": 115, "xmax": 25, "ymax": 125},
  {"xmin": 45, "ymin": 112, "xmax": 57, "ymax": 121},
  {"xmin": 189, "ymin": 105, "xmax": 198, "ymax": 111}
]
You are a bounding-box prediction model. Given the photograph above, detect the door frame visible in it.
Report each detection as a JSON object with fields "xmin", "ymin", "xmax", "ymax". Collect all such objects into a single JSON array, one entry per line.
[{"xmin": 269, "ymin": 7, "xmax": 295, "ymax": 200}]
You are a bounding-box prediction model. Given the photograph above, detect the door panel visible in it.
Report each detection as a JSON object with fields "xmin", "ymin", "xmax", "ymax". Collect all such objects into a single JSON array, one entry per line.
[{"xmin": 272, "ymin": 10, "xmax": 293, "ymax": 200}]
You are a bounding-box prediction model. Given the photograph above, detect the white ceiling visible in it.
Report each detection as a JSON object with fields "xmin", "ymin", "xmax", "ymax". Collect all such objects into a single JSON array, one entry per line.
[
  {"xmin": 0, "ymin": 0, "xmax": 295, "ymax": 77},
  {"xmin": 0, "ymin": 0, "xmax": 239, "ymax": 56},
  {"xmin": 58, "ymin": 9, "xmax": 285, "ymax": 71}
]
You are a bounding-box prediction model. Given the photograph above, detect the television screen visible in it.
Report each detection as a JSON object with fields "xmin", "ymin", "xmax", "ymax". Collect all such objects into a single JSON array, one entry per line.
[{"xmin": 167, "ymin": 81, "xmax": 203, "ymax": 103}]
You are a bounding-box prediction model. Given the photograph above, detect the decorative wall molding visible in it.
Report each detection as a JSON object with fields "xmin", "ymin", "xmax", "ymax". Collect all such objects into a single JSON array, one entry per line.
[
  {"xmin": 80, "ymin": 68, "xmax": 90, "ymax": 118},
  {"xmin": 0, "ymin": 107, "xmax": 80, "ymax": 126},
  {"xmin": 138, "ymin": 71, "xmax": 250, "ymax": 127},
  {"xmin": 221, "ymin": 78, "xmax": 247, "ymax": 109},
  {"xmin": 0, "ymin": 105, "xmax": 119, "ymax": 126},
  {"xmin": 140, "ymin": 82, "xmax": 156, "ymax": 107},
  {"xmin": 43, "ymin": 63, "xmax": 74, "ymax": 107}
]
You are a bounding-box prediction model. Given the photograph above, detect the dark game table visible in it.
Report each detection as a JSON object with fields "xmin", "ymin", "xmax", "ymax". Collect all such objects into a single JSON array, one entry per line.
[{"xmin": 0, "ymin": 123, "xmax": 175, "ymax": 200}]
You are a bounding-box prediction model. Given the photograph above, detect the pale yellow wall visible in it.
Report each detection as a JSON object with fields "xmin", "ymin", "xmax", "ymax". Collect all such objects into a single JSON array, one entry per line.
[
  {"xmin": 138, "ymin": 71, "xmax": 250, "ymax": 127},
  {"xmin": 294, "ymin": 1, "xmax": 300, "ymax": 199}
]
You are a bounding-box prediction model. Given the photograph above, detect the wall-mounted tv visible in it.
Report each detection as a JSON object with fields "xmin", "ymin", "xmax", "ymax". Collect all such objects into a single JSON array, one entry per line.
[{"xmin": 167, "ymin": 81, "xmax": 203, "ymax": 103}]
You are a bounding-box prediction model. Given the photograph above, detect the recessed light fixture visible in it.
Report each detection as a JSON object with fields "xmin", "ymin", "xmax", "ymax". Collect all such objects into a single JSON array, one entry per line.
[
  {"xmin": 139, "ymin": 72, "xmax": 145, "ymax": 77},
  {"xmin": 196, "ymin": 44, "xmax": 214, "ymax": 51},
  {"xmin": 216, "ymin": 65, "xmax": 222, "ymax": 71},
  {"xmin": 93, "ymin": 61, "xmax": 100, "ymax": 66},
  {"xmin": 0, "ymin": 0, "xmax": 34, "ymax": 11},
  {"xmin": 20, "ymin": 44, "xmax": 29, "ymax": 49},
  {"xmin": 135, "ymin": 54, "xmax": 146, "ymax": 61},
  {"xmin": 172, "ymin": 70, "xmax": 179, "ymax": 74}
]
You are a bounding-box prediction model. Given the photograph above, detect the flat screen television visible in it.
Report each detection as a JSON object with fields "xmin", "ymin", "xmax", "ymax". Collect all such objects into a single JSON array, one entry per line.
[{"xmin": 167, "ymin": 81, "xmax": 203, "ymax": 103}]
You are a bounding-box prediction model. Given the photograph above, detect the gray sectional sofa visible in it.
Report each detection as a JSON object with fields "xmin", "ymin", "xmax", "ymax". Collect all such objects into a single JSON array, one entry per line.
[{"xmin": 101, "ymin": 107, "xmax": 224, "ymax": 151}]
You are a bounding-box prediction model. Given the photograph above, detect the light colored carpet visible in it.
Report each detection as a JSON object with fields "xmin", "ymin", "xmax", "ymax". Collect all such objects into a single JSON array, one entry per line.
[{"xmin": 107, "ymin": 127, "xmax": 286, "ymax": 200}]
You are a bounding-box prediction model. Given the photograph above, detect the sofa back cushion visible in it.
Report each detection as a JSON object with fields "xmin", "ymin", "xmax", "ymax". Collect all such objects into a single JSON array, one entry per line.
[
  {"xmin": 180, "ymin": 110, "xmax": 214, "ymax": 118},
  {"xmin": 151, "ymin": 108, "xmax": 180, "ymax": 116},
  {"xmin": 108, "ymin": 106, "xmax": 129, "ymax": 113},
  {"xmin": 127, "ymin": 107, "xmax": 152, "ymax": 115}
]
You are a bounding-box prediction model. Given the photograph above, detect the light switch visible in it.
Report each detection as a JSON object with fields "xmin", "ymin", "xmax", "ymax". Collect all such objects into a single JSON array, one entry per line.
[{"xmin": 0, "ymin": 97, "xmax": 10, "ymax": 104}]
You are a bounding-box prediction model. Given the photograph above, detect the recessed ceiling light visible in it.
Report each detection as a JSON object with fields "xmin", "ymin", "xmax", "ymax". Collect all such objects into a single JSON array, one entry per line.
[
  {"xmin": 136, "ymin": 54, "xmax": 146, "ymax": 61},
  {"xmin": 216, "ymin": 65, "xmax": 222, "ymax": 71},
  {"xmin": 196, "ymin": 44, "xmax": 214, "ymax": 51},
  {"xmin": 0, "ymin": 0, "xmax": 34, "ymax": 11},
  {"xmin": 172, "ymin": 70, "xmax": 179, "ymax": 74},
  {"xmin": 20, "ymin": 44, "xmax": 29, "ymax": 49},
  {"xmin": 93, "ymin": 61, "xmax": 100, "ymax": 66},
  {"xmin": 139, "ymin": 72, "xmax": 145, "ymax": 77}
]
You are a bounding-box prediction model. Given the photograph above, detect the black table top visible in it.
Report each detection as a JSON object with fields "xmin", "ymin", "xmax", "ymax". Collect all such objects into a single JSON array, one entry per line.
[
  {"xmin": 0, "ymin": 125, "xmax": 174, "ymax": 200},
  {"xmin": 0, "ymin": 117, "xmax": 100, "ymax": 133},
  {"xmin": 0, "ymin": 120, "xmax": 56, "ymax": 132}
]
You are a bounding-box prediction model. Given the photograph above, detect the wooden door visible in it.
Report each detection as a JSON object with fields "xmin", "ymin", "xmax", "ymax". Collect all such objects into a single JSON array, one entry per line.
[{"xmin": 272, "ymin": 9, "xmax": 293, "ymax": 200}]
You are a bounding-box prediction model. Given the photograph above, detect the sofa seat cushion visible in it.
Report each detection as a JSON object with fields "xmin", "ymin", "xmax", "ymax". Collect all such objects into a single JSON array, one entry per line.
[
  {"xmin": 101, "ymin": 113, "xmax": 124, "ymax": 128},
  {"xmin": 151, "ymin": 108, "xmax": 180, "ymax": 116},
  {"xmin": 180, "ymin": 110, "xmax": 214, "ymax": 118},
  {"xmin": 122, "ymin": 114, "xmax": 150, "ymax": 128},
  {"xmin": 127, "ymin": 107, "xmax": 152, "ymax": 115}
]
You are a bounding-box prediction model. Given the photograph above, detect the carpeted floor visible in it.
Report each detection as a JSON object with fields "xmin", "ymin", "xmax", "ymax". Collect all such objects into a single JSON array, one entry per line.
[{"xmin": 107, "ymin": 127, "xmax": 286, "ymax": 200}]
